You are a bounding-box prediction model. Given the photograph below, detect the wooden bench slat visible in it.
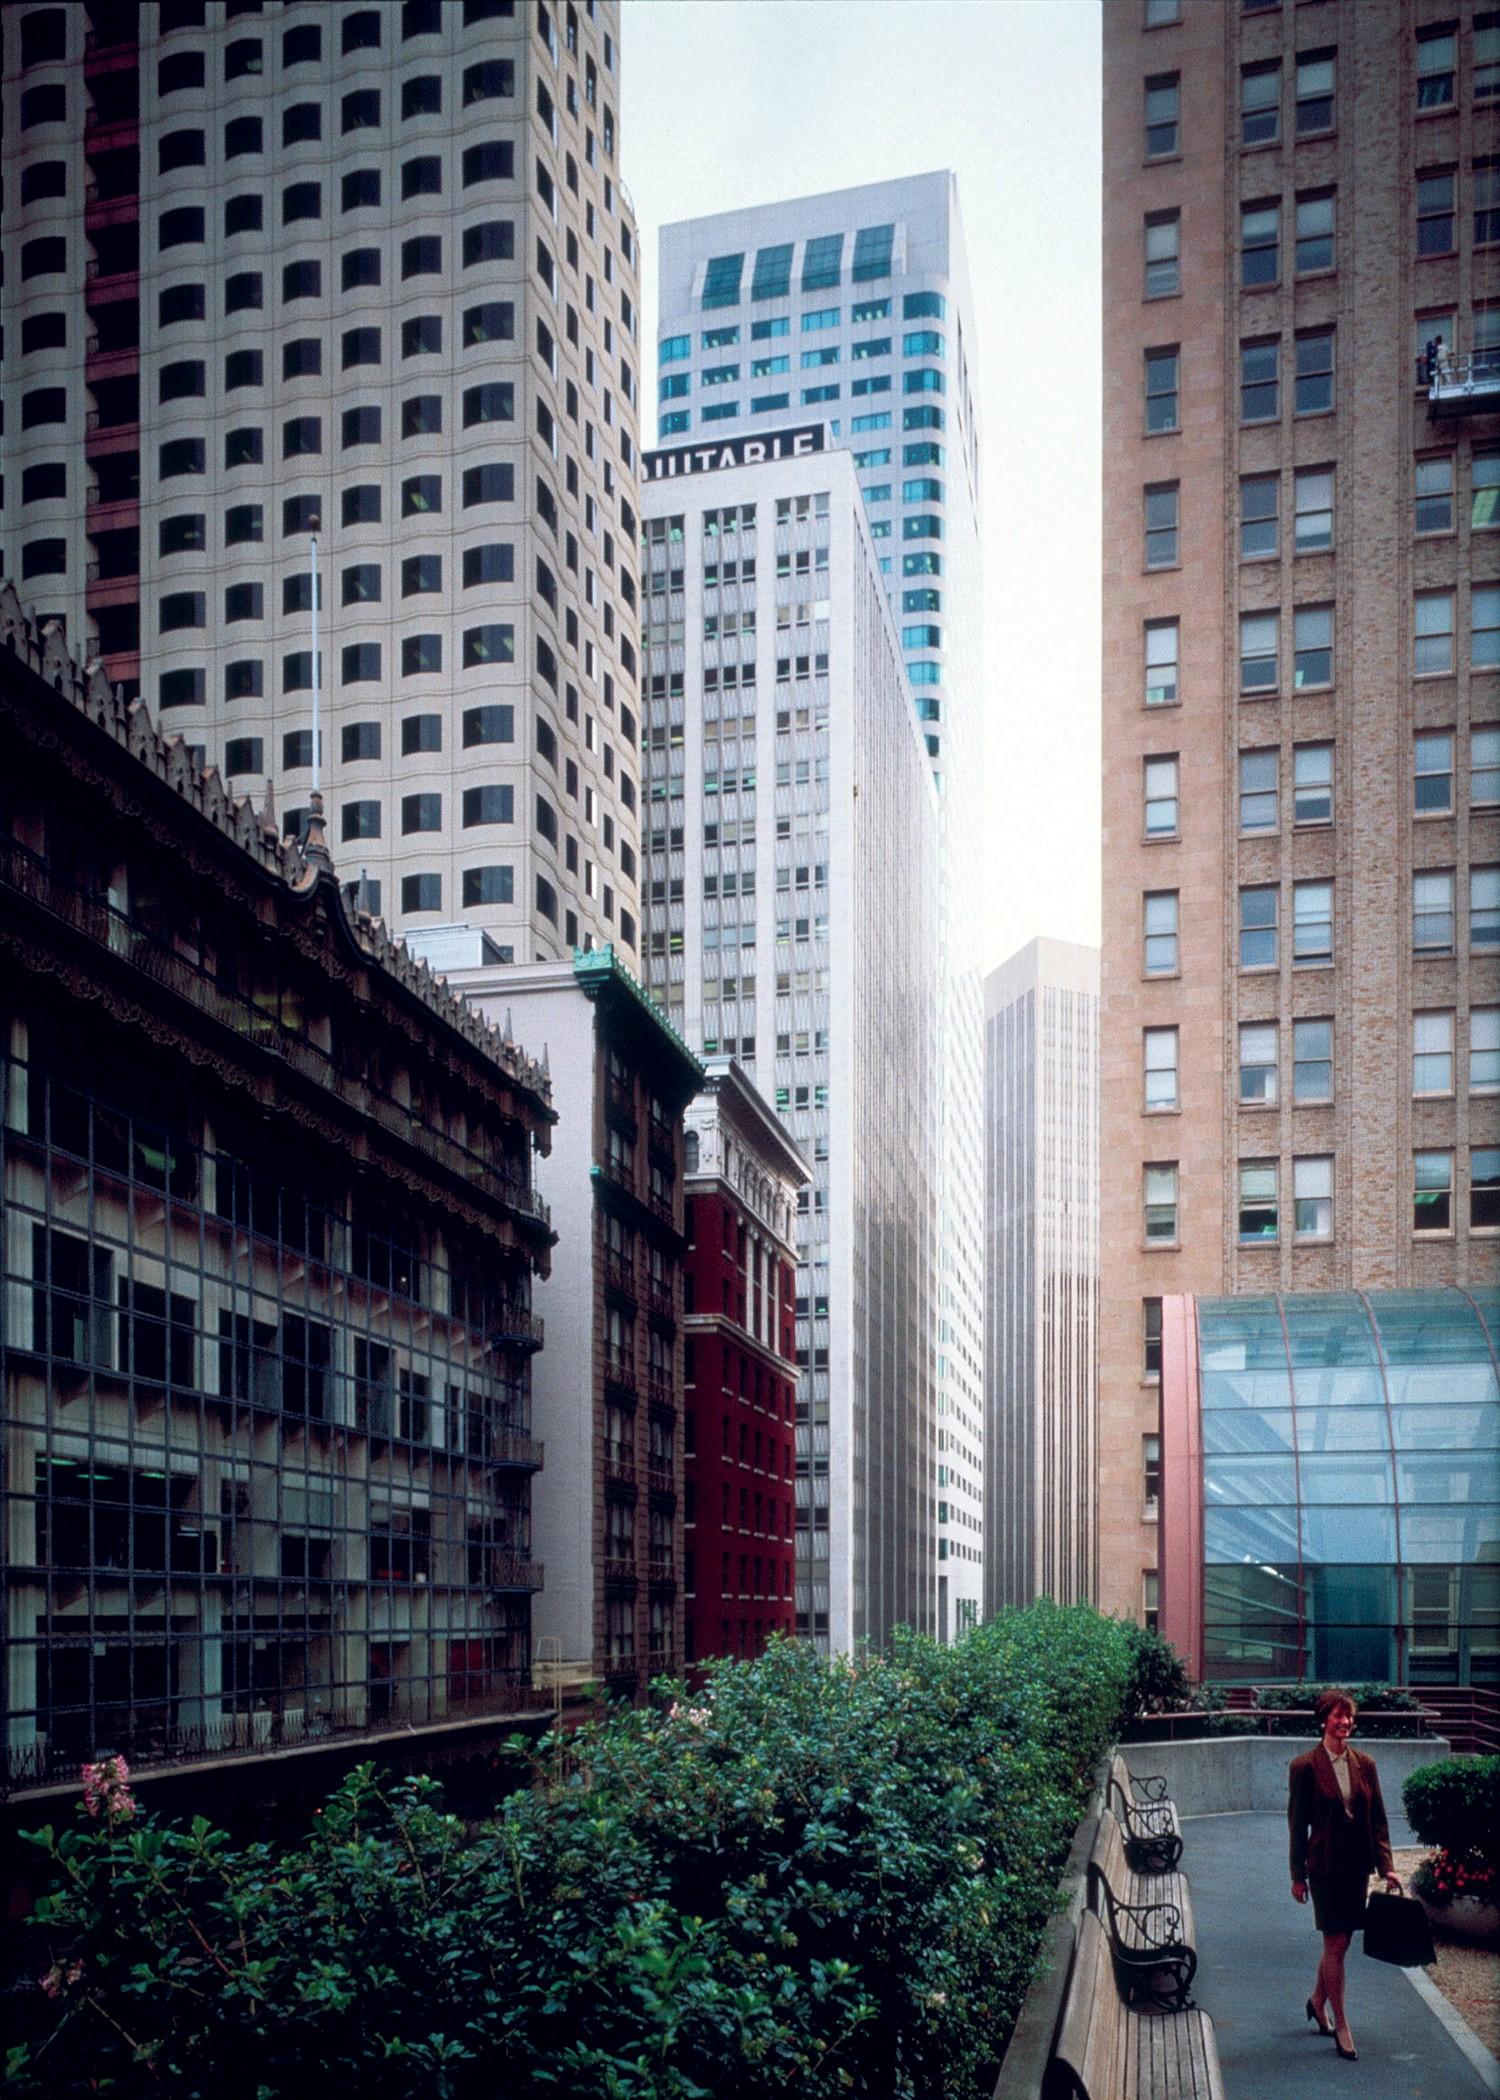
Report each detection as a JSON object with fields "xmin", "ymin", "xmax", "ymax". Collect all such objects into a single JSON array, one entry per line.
[{"xmin": 1055, "ymin": 1873, "xmax": 1224, "ymax": 2100}]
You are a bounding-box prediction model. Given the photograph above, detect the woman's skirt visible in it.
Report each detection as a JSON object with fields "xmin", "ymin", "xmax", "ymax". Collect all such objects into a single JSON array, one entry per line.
[{"xmin": 1309, "ymin": 1873, "xmax": 1368, "ymax": 1934}]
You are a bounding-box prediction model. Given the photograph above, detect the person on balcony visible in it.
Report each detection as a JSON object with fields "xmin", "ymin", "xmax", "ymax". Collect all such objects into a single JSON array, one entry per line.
[{"xmin": 1288, "ymin": 1689, "xmax": 1401, "ymax": 2062}]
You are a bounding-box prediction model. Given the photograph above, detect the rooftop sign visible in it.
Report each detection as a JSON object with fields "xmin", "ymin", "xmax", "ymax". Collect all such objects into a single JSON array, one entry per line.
[{"xmin": 641, "ymin": 424, "xmax": 826, "ymax": 484}]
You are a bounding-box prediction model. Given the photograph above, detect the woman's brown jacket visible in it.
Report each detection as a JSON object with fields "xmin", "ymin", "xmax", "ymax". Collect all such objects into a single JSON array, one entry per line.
[{"xmin": 1287, "ymin": 1743, "xmax": 1395, "ymax": 1882}]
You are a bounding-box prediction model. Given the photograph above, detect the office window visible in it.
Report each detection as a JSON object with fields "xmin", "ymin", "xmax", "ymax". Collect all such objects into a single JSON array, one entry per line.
[
  {"xmin": 463, "ymin": 705, "xmax": 514, "ymax": 746},
  {"xmin": 341, "ymin": 801, "xmax": 381, "ymax": 842},
  {"xmin": 342, "ymin": 326, "xmax": 381, "ymax": 370},
  {"xmin": 1145, "ymin": 484, "xmax": 1179, "ymax": 567},
  {"xmin": 223, "ymin": 737, "xmax": 263, "ymax": 778},
  {"xmin": 1239, "ymin": 1161, "xmax": 1278, "ymax": 1243},
  {"xmin": 400, "ymin": 874, "xmax": 441, "ymax": 915},
  {"xmin": 1240, "ymin": 886, "xmax": 1278, "ymax": 968},
  {"xmin": 1242, "ymin": 339, "xmax": 1279, "ymax": 422},
  {"xmin": 851, "ymin": 222, "xmax": 895, "ymax": 281},
  {"xmin": 343, "ymin": 248, "xmax": 381, "ymax": 290},
  {"xmin": 1145, "ymin": 212, "xmax": 1180, "ymax": 297},
  {"xmin": 1293, "ymin": 1017, "xmax": 1332, "ymax": 1101},
  {"xmin": 404, "ymin": 236, "xmax": 443, "ymax": 278},
  {"xmin": 404, "ymin": 74, "xmax": 442, "ymax": 117},
  {"xmin": 1472, "ymin": 1008, "xmax": 1500, "ymax": 1091},
  {"xmin": 1144, "ymin": 1027, "xmax": 1179, "ymax": 1109},
  {"xmin": 1296, "ymin": 51, "xmax": 1335, "ymax": 133},
  {"xmin": 402, "ymin": 395, "xmax": 442, "ymax": 437},
  {"xmin": 701, "ymin": 252, "xmax": 744, "ymax": 309},
  {"xmin": 463, "ymin": 866, "xmax": 513, "ymax": 907},
  {"xmin": 1414, "ymin": 869, "xmax": 1456, "ymax": 953},
  {"xmin": 1473, "ymin": 725, "xmax": 1500, "ymax": 805},
  {"xmin": 1294, "ymin": 743, "xmax": 1332, "ymax": 824},
  {"xmin": 402, "ymin": 555, "xmax": 441, "ymax": 595},
  {"xmin": 1146, "ymin": 75, "xmax": 1180, "ymax": 156},
  {"xmin": 1295, "ymin": 331, "xmax": 1334, "ymax": 414},
  {"xmin": 1242, "ymin": 203, "xmax": 1279, "ymax": 287},
  {"xmin": 1415, "ymin": 730, "xmax": 1454, "ymax": 814},
  {"xmin": 282, "ymin": 339, "xmax": 321, "ymax": 381},
  {"xmin": 1296, "ymin": 191, "xmax": 1335, "ymax": 273},
  {"xmin": 1414, "ymin": 1151, "xmax": 1453, "ymax": 1232},
  {"xmin": 283, "ymin": 181, "xmax": 322, "ymax": 225},
  {"xmin": 1473, "ymin": 1148, "xmax": 1500, "ymax": 1228},
  {"xmin": 1145, "ymin": 619, "xmax": 1179, "ymax": 706},
  {"xmin": 342, "ymin": 721, "xmax": 382, "ymax": 764},
  {"xmin": 462, "ymin": 57, "xmax": 513, "ymax": 103},
  {"xmin": 225, "ymin": 661, "xmax": 263, "ymax": 703},
  {"xmin": 802, "ymin": 233, "xmax": 843, "ymax": 293},
  {"xmin": 1144, "ymin": 756, "xmax": 1179, "ymax": 836},
  {"xmin": 1294, "ymin": 605, "xmax": 1332, "ymax": 687},
  {"xmin": 1143, "ymin": 1297, "xmax": 1164, "ymax": 1381},
  {"xmin": 223, "ymin": 118, "xmax": 264, "ymax": 162},
  {"xmin": 1294, "ymin": 468, "xmax": 1333, "ymax": 552},
  {"xmin": 1474, "ymin": 584, "xmax": 1500, "ymax": 668},
  {"xmin": 1241, "ymin": 63, "xmax": 1280, "ymax": 145},
  {"xmin": 1473, "ymin": 865, "xmax": 1500, "ymax": 949},
  {"xmin": 462, "ymin": 625, "xmax": 514, "ymax": 666},
  {"xmin": 1294, "ymin": 1156, "xmax": 1333, "ymax": 1239},
  {"xmin": 1144, "ymin": 891, "xmax": 1178, "ymax": 974},
  {"xmin": 160, "ymin": 592, "xmax": 206, "ymax": 632},
  {"xmin": 1414, "ymin": 1011, "xmax": 1455, "ymax": 1094},
  {"xmin": 463, "ymin": 382, "xmax": 514, "ymax": 425},
  {"xmin": 341, "ymin": 563, "xmax": 381, "ymax": 606},
  {"xmin": 342, "ymin": 643, "xmax": 381, "ymax": 684},
  {"xmin": 1479, "ymin": 14, "xmax": 1500, "ymax": 101},
  {"xmin": 462, "ymin": 785, "xmax": 514, "ymax": 826},
  {"xmin": 1144, "ymin": 347, "xmax": 1179, "ymax": 432},
  {"xmin": 405, "ymin": 315, "xmax": 444, "ymax": 357},
  {"xmin": 1415, "ymin": 457, "xmax": 1454, "ymax": 534},
  {"xmin": 1239, "ymin": 1022, "xmax": 1278, "ymax": 1104},
  {"xmin": 225, "ymin": 271, "xmax": 262, "ymax": 313},
  {"xmin": 1415, "ymin": 590, "xmax": 1455, "ymax": 674},
  {"xmin": 403, "ymin": 475, "xmax": 442, "ymax": 515},
  {"xmin": 226, "ymin": 429, "xmax": 264, "ymax": 468},
  {"xmin": 1144, "ymin": 1163, "xmax": 1178, "ymax": 1242},
  {"xmin": 1417, "ymin": 26, "xmax": 1456, "ymax": 107},
  {"xmin": 342, "ymin": 405, "xmax": 381, "ymax": 448},
  {"xmin": 1239, "ymin": 748, "xmax": 1278, "ymax": 831},
  {"xmin": 401, "ymin": 793, "xmax": 441, "ymax": 834},
  {"xmin": 401, "ymin": 714, "xmax": 441, "ymax": 756},
  {"xmin": 1475, "ymin": 161, "xmax": 1500, "ymax": 246},
  {"xmin": 1479, "ymin": 453, "xmax": 1500, "ymax": 533},
  {"xmin": 1241, "ymin": 611, "xmax": 1278, "ymax": 693},
  {"xmin": 464, "ymin": 221, "xmax": 514, "ymax": 267},
  {"xmin": 401, "ymin": 636, "xmax": 442, "ymax": 676},
  {"xmin": 225, "ymin": 503, "xmax": 262, "ymax": 545},
  {"xmin": 224, "ymin": 582, "xmax": 263, "ymax": 623},
  {"xmin": 463, "ymin": 463, "xmax": 515, "ymax": 508},
  {"xmin": 342, "ymin": 89, "xmax": 381, "ymax": 131},
  {"xmin": 1418, "ymin": 170, "xmax": 1456, "ymax": 255},
  {"xmin": 1293, "ymin": 880, "xmax": 1333, "ymax": 965},
  {"xmin": 1241, "ymin": 474, "xmax": 1278, "ymax": 558}
]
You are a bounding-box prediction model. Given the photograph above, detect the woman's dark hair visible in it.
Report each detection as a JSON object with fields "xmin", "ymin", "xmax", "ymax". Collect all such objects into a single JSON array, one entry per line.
[{"xmin": 1314, "ymin": 1688, "xmax": 1356, "ymax": 1728}]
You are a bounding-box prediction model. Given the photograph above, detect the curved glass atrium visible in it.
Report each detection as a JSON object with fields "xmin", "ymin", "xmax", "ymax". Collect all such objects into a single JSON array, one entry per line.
[{"xmin": 1193, "ymin": 1289, "xmax": 1499, "ymax": 1685}]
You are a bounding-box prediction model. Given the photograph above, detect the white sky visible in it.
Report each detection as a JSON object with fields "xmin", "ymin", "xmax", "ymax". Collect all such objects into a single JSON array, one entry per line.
[{"xmin": 620, "ymin": 0, "xmax": 1104, "ymax": 972}]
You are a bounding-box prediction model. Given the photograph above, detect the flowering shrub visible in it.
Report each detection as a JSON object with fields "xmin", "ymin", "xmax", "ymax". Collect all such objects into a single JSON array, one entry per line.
[
  {"xmin": 1403, "ymin": 1755, "xmax": 1500, "ymax": 1885},
  {"xmin": 8, "ymin": 1602, "xmax": 1134, "ymax": 2099},
  {"xmin": 1411, "ymin": 1847, "xmax": 1499, "ymax": 1909}
]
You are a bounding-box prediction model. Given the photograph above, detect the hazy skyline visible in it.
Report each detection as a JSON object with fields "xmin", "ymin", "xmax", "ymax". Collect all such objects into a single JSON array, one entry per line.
[{"xmin": 622, "ymin": 0, "xmax": 1104, "ymax": 969}]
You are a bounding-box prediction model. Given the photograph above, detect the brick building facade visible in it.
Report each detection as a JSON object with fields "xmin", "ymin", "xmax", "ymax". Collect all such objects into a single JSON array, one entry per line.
[
  {"xmin": 681, "ymin": 1057, "xmax": 806, "ymax": 1667},
  {"xmin": 1101, "ymin": 0, "xmax": 1500, "ymax": 1626}
]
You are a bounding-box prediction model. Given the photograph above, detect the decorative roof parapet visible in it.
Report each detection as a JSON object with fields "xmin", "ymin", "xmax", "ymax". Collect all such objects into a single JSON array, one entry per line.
[
  {"xmin": 0, "ymin": 578, "xmax": 552, "ymax": 1115},
  {"xmin": 572, "ymin": 942, "xmax": 704, "ymax": 1080}
]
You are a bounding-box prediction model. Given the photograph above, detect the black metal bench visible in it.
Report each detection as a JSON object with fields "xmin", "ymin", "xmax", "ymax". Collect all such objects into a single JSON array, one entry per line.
[
  {"xmin": 1108, "ymin": 1751, "xmax": 1184, "ymax": 1874},
  {"xmin": 1089, "ymin": 1805, "xmax": 1197, "ymax": 2011}
]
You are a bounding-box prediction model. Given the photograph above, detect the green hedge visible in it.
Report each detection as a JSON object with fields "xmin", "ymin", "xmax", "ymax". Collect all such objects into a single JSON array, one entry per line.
[{"xmin": 8, "ymin": 1603, "xmax": 1133, "ymax": 2100}]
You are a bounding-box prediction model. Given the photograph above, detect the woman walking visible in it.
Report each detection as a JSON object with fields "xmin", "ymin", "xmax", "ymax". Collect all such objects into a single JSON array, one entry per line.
[{"xmin": 1288, "ymin": 1688, "xmax": 1402, "ymax": 2061}]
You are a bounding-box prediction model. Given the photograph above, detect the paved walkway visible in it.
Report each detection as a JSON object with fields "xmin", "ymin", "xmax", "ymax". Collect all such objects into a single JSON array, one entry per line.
[{"xmin": 1187, "ymin": 1810, "xmax": 1497, "ymax": 2100}]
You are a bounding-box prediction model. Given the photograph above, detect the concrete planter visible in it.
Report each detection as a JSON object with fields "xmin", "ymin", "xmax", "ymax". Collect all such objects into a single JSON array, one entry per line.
[
  {"xmin": 1119, "ymin": 1735, "xmax": 1449, "ymax": 1821},
  {"xmin": 1420, "ymin": 1891, "xmax": 1500, "ymax": 1944}
]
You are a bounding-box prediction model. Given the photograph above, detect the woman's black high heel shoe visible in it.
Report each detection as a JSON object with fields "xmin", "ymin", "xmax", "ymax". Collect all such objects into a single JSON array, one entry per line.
[
  {"xmin": 1305, "ymin": 1997, "xmax": 1332, "ymax": 2036},
  {"xmin": 1334, "ymin": 2031, "xmax": 1359, "ymax": 2061}
]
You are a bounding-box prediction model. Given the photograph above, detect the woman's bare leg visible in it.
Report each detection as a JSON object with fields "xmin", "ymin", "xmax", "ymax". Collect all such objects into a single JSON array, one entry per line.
[{"xmin": 1321, "ymin": 1931, "xmax": 1354, "ymax": 2050}]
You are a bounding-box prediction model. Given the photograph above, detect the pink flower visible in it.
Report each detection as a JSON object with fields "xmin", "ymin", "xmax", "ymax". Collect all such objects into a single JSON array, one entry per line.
[{"xmin": 81, "ymin": 1755, "xmax": 138, "ymax": 1821}]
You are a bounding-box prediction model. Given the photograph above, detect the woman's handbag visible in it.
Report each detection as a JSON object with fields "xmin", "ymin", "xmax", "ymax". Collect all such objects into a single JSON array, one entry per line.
[{"xmin": 1363, "ymin": 1891, "xmax": 1437, "ymax": 1968}]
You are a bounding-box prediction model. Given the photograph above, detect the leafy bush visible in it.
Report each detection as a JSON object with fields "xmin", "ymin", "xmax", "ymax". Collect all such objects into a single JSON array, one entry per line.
[
  {"xmin": 1403, "ymin": 1756, "xmax": 1500, "ymax": 1868},
  {"xmin": 1118, "ymin": 1624, "xmax": 1191, "ymax": 1718},
  {"xmin": 8, "ymin": 1603, "xmax": 1134, "ymax": 2100}
]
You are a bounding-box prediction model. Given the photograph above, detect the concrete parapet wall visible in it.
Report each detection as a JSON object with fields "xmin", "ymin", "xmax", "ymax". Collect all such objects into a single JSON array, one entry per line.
[{"xmin": 1120, "ymin": 1735, "xmax": 1450, "ymax": 1827}]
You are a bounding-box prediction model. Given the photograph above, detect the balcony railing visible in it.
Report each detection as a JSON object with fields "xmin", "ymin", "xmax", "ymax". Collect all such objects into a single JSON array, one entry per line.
[
  {"xmin": 487, "ymin": 1555, "xmax": 544, "ymax": 1593},
  {"xmin": 603, "ymin": 1555, "xmax": 637, "ymax": 1586},
  {"xmin": 0, "ymin": 838, "xmax": 550, "ymax": 1233},
  {"xmin": 604, "ymin": 1452, "xmax": 637, "ymax": 1489},
  {"xmin": 646, "ymin": 1464, "xmax": 675, "ymax": 1497},
  {"xmin": 2, "ymin": 1680, "xmax": 551, "ymax": 1797},
  {"xmin": 1419, "ymin": 348, "xmax": 1500, "ymax": 420}
]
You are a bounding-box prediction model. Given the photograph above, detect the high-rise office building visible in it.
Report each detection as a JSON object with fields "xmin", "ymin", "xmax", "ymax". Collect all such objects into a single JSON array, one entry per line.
[
  {"xmin": 984, "ymin": 938, "xmax": 1099, "ymax": 1616},
  {"xmin": 1, "ymin": 0, "xmax": 642, "ymax": 964},
  {"xmin": 639, "ymin": 435, "xmax": 942, "ymax": 1652},
  {"xmin": 1101, "ymin": 0, "xmax": 1499, "ymax": 1631},
  {"xmin": 656, "ymin": 174, "xmax": 987, "ymax": 1633}
]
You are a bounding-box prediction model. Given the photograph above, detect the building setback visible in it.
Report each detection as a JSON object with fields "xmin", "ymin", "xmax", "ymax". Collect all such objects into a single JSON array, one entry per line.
[
  {"xmin": 1100, "ymin": 0, "xmax": 1500, "ymax": 1631},
  {"xmin": 436, "ymin": 942, "xmax": 702, "ymax": 1698},
  {"xmin": 984, "ymin": 939, "xmax": 1099, "ymax": 1616},
  {"xmin": 681, "ymin": 1056, "xmax": 807, "ymax": 1668},
  {"xmin": 655, "ymin": 174, "xmax": 987, "ymax": 1635},
  {"xmin": 0, "ymin": 584, "xmax": 556, "ymax": 1792},
  {"xmin": 639, "ymin": 439, "xmax": 941, "ymax": 1653},
  {"xmin": 1, "ymin": 0, "xmax": 643, "ymax": 963}
]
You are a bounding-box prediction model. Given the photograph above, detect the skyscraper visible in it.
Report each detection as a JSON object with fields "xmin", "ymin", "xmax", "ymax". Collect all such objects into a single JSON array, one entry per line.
[
  {"xmin": 656, "ymin": 174, "xmax": 986, "ymax": 1633},
  {"xmin": 2, "ymin": 0, "xmax": 642, "ymax": 963},
  {"xmin": 640, "ymin": 435, "xmax": 942, "ymax": 1652},
  {"xmin": 983, "ymin": 938, "xmax": 1099, "ymax": 1616},
  {"xmin": 1100, "ymin": 0, "xmax": 1499, "ymax": 1629}
]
